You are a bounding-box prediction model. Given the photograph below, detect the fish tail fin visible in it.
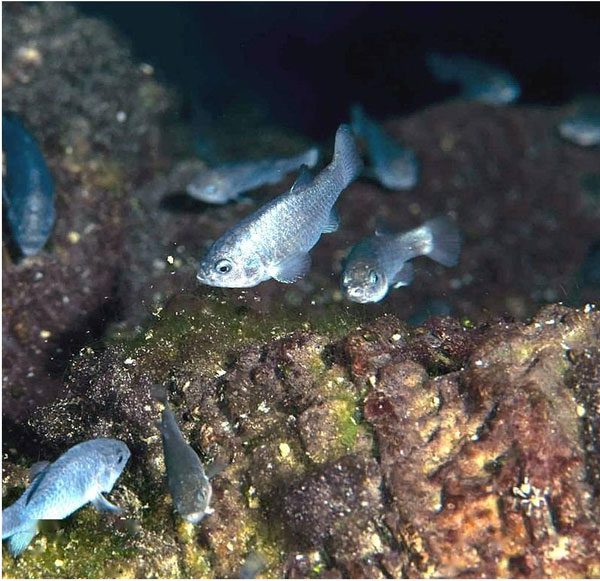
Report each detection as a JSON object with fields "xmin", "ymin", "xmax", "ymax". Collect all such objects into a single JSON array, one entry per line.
[
  {"xmin": 332, "ymin": 124, "xmax": 363, "ymax": 188},
  {"xmin": 422, "ymin": 216, "xmax": 462, "ymax": 267},
  {"xmin": 302, "ymin": 147, "xmax": 319, "ymax": 169},
  {"xmin": 350, "ymin": 103, "xmax": 367, "ymax": 136}
]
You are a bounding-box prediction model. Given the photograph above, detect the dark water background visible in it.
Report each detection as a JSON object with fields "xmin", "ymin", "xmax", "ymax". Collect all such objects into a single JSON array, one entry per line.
[{"xmin": 78, "ymin": 2, "xmax": 600, "ymax": 138}]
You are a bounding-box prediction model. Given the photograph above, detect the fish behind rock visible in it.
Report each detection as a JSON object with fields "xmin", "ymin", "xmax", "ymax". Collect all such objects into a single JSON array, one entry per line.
[
  {"xmin": 2, "ymin": 438, "xmax": 130, "ymax": 557},
  {"xmin": 559, "ymin": 114, "xmax": 600, "ymax": 147},
  {"xmin": 341, "ymin": 216, "xmax": 461, "ymax": 303},
  {"xmin": 427, "ymin": 52, "xmax": 520, "ymax": 105},
  {"xmin": 196, "ymin": 124, "xmax": 362, "ymax": 288},
  {"xmin": 153, "ymin": 386, "xmax": 214, "ymax": 524},
  {"xmin": 351, "ymin": 104, "xmax": 418, "ymax": 190},
  {"xmin": 2, "ymin": 113, "xmax": 56, "ymax": 257},
  {"xmin": 186, "ymin": 147, "xmax": 319, "ymax": 204}
]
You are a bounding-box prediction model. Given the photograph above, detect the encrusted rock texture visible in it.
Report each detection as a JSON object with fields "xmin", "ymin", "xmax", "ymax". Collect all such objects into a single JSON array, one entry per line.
[
  {"xmin": 2, "ymin": 2, "xmax": 172, "ymax": 420},
  {"xmin": 3, "ymin": 3, "xmax": 600, "ymax": 579},
  {"xmin": 4, "ymin": 301, "xmax": 600, "ymax": 578}
]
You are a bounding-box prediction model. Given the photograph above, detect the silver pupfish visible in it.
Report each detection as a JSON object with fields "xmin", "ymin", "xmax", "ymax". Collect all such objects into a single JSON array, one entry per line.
[
  {"xmin": 196, "ymin": 124, "xmax": 362, "ymax": 287},
  {"xmin": 187, "ymin": 147, "xmax": 319, "ymax": 204},
  {"xmin": 153, "ymin": 386, "xmax": 215, "ymax": 524},
  {"xmin": 427, "ymin": 52, "xmax": 520, "ymax": 105},
  {"xmin": 341, "ymin": 216, "xmax": 461, "ymax": 303},
  {"xmin": 2, "ymin": 438, "xmax": 130, "ymax": 557},
  {"xmin": 351, "ymin": 104, "xmax": 418, "ymax": 190},
  {"xmin": 559, "ymin": 114, "xmax": 600, "ymax": 147}
]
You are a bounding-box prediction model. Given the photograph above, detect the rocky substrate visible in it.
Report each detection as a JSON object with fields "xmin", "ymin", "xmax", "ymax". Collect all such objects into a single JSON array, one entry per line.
[
  {"xmin": 3, "ymin": 301, "xmax": 599, "ymax": 578},
  {"xmin": 3, "ymin": 3, "xmax": 600, "ymax": 579}
]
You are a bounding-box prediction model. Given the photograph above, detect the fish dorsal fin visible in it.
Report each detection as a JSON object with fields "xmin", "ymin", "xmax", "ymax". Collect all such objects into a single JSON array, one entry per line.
[
  {"xmin": 29, "ymin": 461, "xmax": 50, "ymax": 482},
  {"xmin": 25, "ymin": 465, "xmax": 50, "ymax": 506},
  {"xmin": 290, "ymin": 165, "xmax": 313, "ymax": 194},
  {"xmin": 322, "ymin": 208, "xmax": 340, "ymax": 234},
  {"xmin": 269, "ymin": 252, "xmax": 311, "ymax": 283}
]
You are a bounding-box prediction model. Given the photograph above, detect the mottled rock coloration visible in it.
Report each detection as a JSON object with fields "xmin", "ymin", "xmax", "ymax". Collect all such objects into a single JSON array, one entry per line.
[
  {"xmin": 2, "ymin": 3, "xmax": 171, "ymax": 420},
  {"xmin": 4, "ymin": 300, "xmax": 599, "ymax": 577}
]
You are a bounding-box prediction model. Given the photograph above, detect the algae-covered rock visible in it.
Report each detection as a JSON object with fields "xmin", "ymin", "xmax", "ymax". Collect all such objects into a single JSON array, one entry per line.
[{"xmin": 5, "ymin": 300, "xmax": 599, "ymax": 578}]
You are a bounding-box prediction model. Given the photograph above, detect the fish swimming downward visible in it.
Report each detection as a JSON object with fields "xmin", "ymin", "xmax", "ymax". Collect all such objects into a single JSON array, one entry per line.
[
  {"xmin": 186, "ymin": 147, "xmax": 319, "ymax": 204},
  {"xmin": 427, "ymin": 52, "xmax": 520, "ymax": 105},
  {"xmin": 341, "ymin": 216, "xmax": 461, "ymax": 303},
  {"xmin": 196, "ymin": 124, "xmax": 363, "ymax": 287},
  {"xmin": 2, "ymin": 113, "xmax": 56, "ymax": 257},
  {"xmin": 350, "ymin": 104, "xmax": 419, "ymax": 190},
  {"xmin": 153, "ymin": 386, "xmax": 216, "ymax": 524},
  {"xmin": 2, "ymin": 438, "xmax": 130, "ymax": 557}
]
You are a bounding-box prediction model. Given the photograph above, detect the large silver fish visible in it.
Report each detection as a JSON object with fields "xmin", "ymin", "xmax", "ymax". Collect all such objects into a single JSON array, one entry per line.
[
  {"xmin": 187, "ymin": 148, "xmax": 319, "ymax": 204},
  {"xmin": 341, "ymin": 216, "xmax": 461, "ymax": 303},
  {"xmin": 154, "ymin": 387, "xmax": 214, "ymax": 524},
  {"xmin": 427, "ymin": 52, "xmax": 520, "ymax": 105},
  {"xmin": 351, "ymin": 104, "xmax": 418, "ymax": 190},
  {"xmin": 2, "ymin": 438, "xmax": 130, "ymax": 557},
  {"xmin": 196, "ymin": 124, "xmax": 362, "ymax": 287}
]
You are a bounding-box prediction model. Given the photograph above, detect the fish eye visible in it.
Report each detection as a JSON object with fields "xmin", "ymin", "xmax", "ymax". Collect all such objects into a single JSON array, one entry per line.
[
  {"xmin": 369, "ymin": 270, "xmax": 379, "ymax": 285},
  {"xmin": 117, "ymin": 453, "xmax": 124, "ymax": 463},
  {"xmin": 215, "ymin": 259, "xmax": 232, "ymax": 274}
]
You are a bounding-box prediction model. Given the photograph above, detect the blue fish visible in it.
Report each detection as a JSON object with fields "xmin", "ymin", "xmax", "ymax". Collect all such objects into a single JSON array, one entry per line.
[
  {"xmin": 559, "ymin": 114, "xmax": 600, "ymax": 147},
  {"xmin": 153, "ymin": 386, "xmax": 215, "ymax": 524},
  {"xmin": 2, "ymin": 113, "xmax": 56, "ymax": 257},
  {"xmin": 341, "ymin": 216, "xmax": 461, "ymax": 303},
  {"xmin": 187, "ymin": 148, "xmax": 319, "ymax": 204},
  {"xmin": 2, "ymin": 439, "xmax": 130, "ymax": 557},
  {"xmin": 351, "ymin": 104, "xmax": 418, "ymax": 190},
  {"xmin": 427, "ymin": 52, "xmax": 520, "ymax": 105},
  {"xmin": 196, "ymin": 124, "xmax": 362, "ymax": 287}
]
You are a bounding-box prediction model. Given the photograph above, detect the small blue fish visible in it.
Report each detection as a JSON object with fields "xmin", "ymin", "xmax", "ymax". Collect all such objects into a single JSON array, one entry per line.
[
  {"xmin": 187, "ymin": 148, "xmax": 320, "ymax": 204},
  {"xmin": 153, "ymin": 386, "xmax": 215, "ymax": 524},
  {"xmin": 427, "ymin": 52, "xmax": 520, "ymax": 105},
  {"xmin": 2, "ymin": 113, "xmax": 56, "ymax": 257},
  {"xmin": 559, "ymin": 114, "xmax": 600, "ymax": 147},
  {"xmin": 351, "ymin": 104, "xmax": 419, "ymax": 190},
  {"xmin": 2, "ymin": 439, "xmax": 130, "ymax": 557},
  {"xmin": 196, "ymin": 124, "xmax": 362, "ymax": 287},
  {"xmin": 341, "ymin": 216, "xmax": 461, "ymax": 303}
]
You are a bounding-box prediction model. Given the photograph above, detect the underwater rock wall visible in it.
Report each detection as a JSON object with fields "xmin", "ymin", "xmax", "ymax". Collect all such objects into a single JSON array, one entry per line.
[
  {"xmin": 2, "ymin": 3, "xmax": 600, "ymax": 579},
  {"xmin": 4, "ymin": 296, "xmax": 599, "ymax": 577},
  {"xmin": 2, "ymin": 3, "xmax": 172, "ymax": 420}
]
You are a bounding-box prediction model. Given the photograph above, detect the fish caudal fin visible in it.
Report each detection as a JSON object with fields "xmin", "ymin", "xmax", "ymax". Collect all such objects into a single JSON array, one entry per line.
[
  {"xmin": 422, "ymin": 216, "xmax": 462, "ymax": 267},
  {"xmin": 332, "ymin": 124, "xmax": 363, "ymax": 188},
  {"xmin": 7, "ymin": 527, "xmax": 37, "ymax": 557}
]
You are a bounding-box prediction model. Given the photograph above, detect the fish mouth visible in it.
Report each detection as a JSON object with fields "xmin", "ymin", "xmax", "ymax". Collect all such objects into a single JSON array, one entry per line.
[{"xmin": 343, "ymin": 286, "xmax": 373, "ymax": 304}]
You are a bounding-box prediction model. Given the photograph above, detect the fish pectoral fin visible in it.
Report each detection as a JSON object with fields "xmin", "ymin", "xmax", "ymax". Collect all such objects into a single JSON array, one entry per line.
[
  {"xmin": 290, "ymin": 165, "xmax": 313, "ymax": 194},
  {"xmin": 91, "ymin": 493, "xmax": 122, "ymax": 514},
  {"xmin": 392, "ymin": 262, "xmax": 414, "ymax": 288},
  {"xmin": 269, "ymin": 253, "xmax": 311, "ymax": 283},
  {"xmin": 322, "ymin": 208, "xmax": 340, "ymax": 234}
]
